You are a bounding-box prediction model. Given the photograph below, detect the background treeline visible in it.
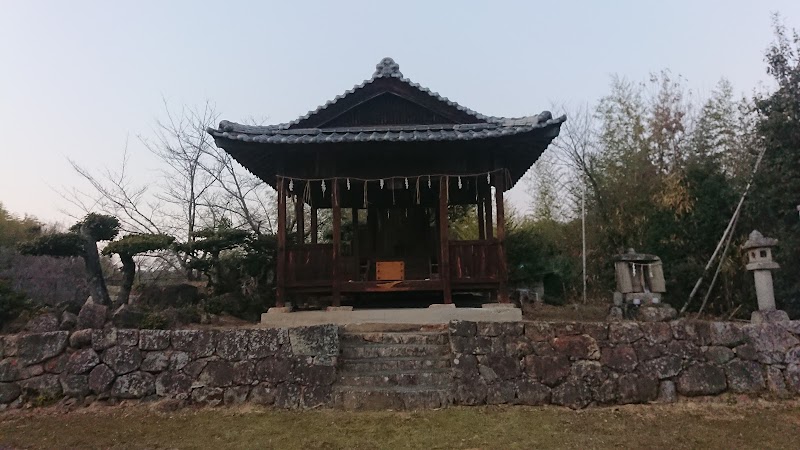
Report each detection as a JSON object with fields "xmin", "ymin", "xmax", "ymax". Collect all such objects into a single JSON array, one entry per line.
[{"xmin": 512, "ymin": 18, "xmax": 800, "ymax": 318}]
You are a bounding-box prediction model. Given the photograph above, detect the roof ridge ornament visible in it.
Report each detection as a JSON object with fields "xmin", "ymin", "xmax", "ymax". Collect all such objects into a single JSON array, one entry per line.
[{"xmin": 373, "ymin": 57, "xmax": 403, "ymax": 78}]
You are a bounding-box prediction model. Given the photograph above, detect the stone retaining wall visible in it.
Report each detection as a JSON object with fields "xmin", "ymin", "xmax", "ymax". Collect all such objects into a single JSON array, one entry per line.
[
  {"xmin": 0, "ymin": 325, "xmax": 339, "ymax": 409},
  {"xmin": 449, "ymin": 320, "xmax": 800, "ymax": 408},
  {"xmin": 1, "ymin": 320, "xmax": 799, "ymax": 410}
]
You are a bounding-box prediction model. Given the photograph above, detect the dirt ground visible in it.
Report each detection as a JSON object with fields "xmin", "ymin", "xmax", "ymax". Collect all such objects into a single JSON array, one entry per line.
[{"xmin": 0, "ymin": 399, "xmax": 798, "ymax": 449}]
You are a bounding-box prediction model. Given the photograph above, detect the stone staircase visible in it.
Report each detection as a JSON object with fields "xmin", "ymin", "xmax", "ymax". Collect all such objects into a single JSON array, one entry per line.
[{"xmin": 334, "ymin": 329, "xmax": 454, "ymax": 409}]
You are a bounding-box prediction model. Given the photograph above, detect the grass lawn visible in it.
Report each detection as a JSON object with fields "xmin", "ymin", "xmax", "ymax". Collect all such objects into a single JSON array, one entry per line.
[{"xmin": 0, "ymin": 400, "xmax": 798, "ymax": 449}]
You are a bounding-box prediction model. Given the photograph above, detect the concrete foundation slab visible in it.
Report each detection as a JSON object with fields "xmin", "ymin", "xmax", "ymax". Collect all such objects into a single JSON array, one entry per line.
[
  {"xmin": 428, "ymin": 304, "xmax": 456, "ymax": 309},
  {"xmin": 260, "ymin": 307, "xmax": 521, "ymax": 327},
  {"xmin": 482, "ymin": 303, "xmax": 517, "ymax": 309}
]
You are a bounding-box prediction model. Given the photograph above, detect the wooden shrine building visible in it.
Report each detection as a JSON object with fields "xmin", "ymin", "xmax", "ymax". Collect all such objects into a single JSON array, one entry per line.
[{"xmin": 208, "ymin": 58, "xmax": 564, "ymax": 309}]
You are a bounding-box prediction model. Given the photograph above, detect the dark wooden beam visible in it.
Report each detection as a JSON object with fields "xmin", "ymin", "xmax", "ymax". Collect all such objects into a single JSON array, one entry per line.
[
  {"xmin": 495, "ymin": 179, "xmax": 509, "ymax": 303},
  {"xmin": 439, "ymin": 176, "xmax": 452, "ymax": 304},
  {"xmin": 310, "ymin": 206, "xmax": 318, "ymax": 244},
  {"xmin": 484, "ymin": 186, "xmax": 493, "ymax": 240},
  {"xmin": 276, "ymin": 178, "xmax": 287, "ymax": 308},
  {"xmin": 477, "ymin": 196, "xmax": 485, "ymax": 240},
  {"xmin": 367, "ymin": 207, "xmax": 378, "ymax": 256},
  {"xmin": 295, "ymin": 189, "xmax": 304, "ymax": 244},
  {"xmin": 332, "ymin": 181, "xmax": 342, "ymax": 307},
  {"xmin": 351, "ymin": 207, "xmax": 359, "ymax": 279},
  {"xmin": 341, "ymin": 279, "xmax": 442, "ymax": 293}
]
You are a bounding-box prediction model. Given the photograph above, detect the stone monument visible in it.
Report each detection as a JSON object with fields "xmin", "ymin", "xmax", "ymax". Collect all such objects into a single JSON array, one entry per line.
[
  {"xmin": 609, "ymin": 248, "xmax": 676, "ymax": 321},
  {"xmin": 743, "ymin": 230, "xmax": 789, "ymax": 323}
]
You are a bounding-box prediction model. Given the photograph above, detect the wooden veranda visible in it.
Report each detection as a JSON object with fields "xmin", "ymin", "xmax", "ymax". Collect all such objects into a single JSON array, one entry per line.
[{"xmin": 208, "ymin": 57, "xmax": 565, "ymax": 309}]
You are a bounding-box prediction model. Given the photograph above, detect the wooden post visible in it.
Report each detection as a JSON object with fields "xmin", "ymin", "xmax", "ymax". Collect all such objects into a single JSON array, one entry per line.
[
  {"xmin": 295, "ymin": 187, "xmax": 304, "ymax": 244},
  {"xmin": 495, "ymin": 178, "xmax": 509, "ymax": 303},
  {"xmin": 484, "ymin": 186, "xmax": 493, "ymax": 240},
  {"xmin": 332, "ymin": 180, "xmax": 342, "ymax": 307},
  {"xmin": 352, "ymin": 207, "xmax": 359, "ymax": 278},
  {"xmin": 439, "ymin": 176, "xmax": 452, "ymax": 304},
  {"xmin": 368, "ymin": 207, "xmax": 378, "ymax": 278},
  {"xmin": 276, "ymin": 178, "xmax": 287, "ymax": 308},
  {"xmin": 310, "ymin": 206, "xmax": 318, "ymax": 244},
  {"xmin": 477, "ymin": 195, "xmax": 486, "ymax": 240}
]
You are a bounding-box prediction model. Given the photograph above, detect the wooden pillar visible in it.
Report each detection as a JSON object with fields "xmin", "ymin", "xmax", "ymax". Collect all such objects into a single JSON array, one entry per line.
[
  {"xmin": 310, "ymin": 206, "xmax": 318, "ymax": 244},
  {"xmin": 495, "ymin": 178, "xmax": 509, "ymax": 303},
  {"xmin": 352, "ymin": 207, "xmax": 359, "ymax": 277},
  {"xmin": 331, "ymin": 180, "xmax": 342, "ymax": 307},
  {"xmin": 295, "ymin": 188, "xmax": 304, "ymax": 244},
  {"xmin": 484, "ymin": 187, "xmax": 493, "ymax": 240},
  {"xmin": 276, "ymin": 178, "xmax": 287, "ymax": 308},
  {"xmin": 439, "ymin": 176, "xmax": 452, "ymax": 304},
  {"xmin": 367, "ymin": 207, "xmax": 377, "ymax": 252},
  {"xmin": 477, "ymin": 196, "xmax": 486, "ymax": 240}
]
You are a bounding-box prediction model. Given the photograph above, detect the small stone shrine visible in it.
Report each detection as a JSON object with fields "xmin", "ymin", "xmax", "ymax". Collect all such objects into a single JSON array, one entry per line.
[{"xmin": 609, "ymin": 248, "xmax": 676, "ymax": 321}]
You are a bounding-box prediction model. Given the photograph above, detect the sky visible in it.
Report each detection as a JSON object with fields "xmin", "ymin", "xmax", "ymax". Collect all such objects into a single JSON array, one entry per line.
[{"xmin": 1, "ymin": 0, "xmax": 799, "ymax": 224}]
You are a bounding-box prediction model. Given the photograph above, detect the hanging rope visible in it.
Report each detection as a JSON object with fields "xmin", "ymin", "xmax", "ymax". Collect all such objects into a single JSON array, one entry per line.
[
  {"xmin": 303, "ymin": 180, "xmax": 311, "ymax": 206},
  {"xmin": 278, "ymin": 168, "xmax": 508, "ymax": 210},
  {"xmin": 277, "ymin": 168, "xmax": 507, "ymax": 185},
  {"xmin": 630, "ymin": 262, "xmax": 661, "ymax": 277}
]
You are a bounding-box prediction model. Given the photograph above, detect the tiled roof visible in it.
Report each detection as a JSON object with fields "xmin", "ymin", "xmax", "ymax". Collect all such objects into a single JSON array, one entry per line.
[
  {"xmin": 209, "ymin": 112, "xmax": 565, "ymax": 145},
  {"xmin": 208, "ymin": 57, "xmax": 565, "ymax": 145},
  {"xmin": 281, "ymin": 57, "xmax": 491, "ymax": 129}
]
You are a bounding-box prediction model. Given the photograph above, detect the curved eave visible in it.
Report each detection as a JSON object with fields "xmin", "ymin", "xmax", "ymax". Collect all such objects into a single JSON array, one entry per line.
[
  {"xmin": 212, "ymin": 118, "xmax": 564, "ymax": 193},
  {"xmin": 208, "ymin": 115, "xmax": 565, "ymax": 145}
]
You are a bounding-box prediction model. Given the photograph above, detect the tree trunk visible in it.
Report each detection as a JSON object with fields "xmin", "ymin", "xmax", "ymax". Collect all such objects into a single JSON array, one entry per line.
[
  {"xmin": 117, "ymin": 253, "xmax": 136, "ymax": 306},
  {"xmin": 79, "ymin": 227, "xmax": 112, "ymax": 306}
]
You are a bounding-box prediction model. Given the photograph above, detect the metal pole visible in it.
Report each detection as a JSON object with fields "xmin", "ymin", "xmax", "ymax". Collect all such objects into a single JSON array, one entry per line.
[{"xmin": 582, "ymin": 175, "xmax": 587, "ymax": 304}]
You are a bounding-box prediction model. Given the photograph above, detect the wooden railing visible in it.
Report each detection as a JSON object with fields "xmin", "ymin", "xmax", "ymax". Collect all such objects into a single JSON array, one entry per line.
[
  {"xmin": 286, "ymin": 244, "xmax": 333, "ymax": 286},
  {"xmin": 286, "ymin": 240, "xmax": 503, "ymax": 288},
  {"xmin": 449, "ymin": 240, "xmax": 501, "ymax": 283}
]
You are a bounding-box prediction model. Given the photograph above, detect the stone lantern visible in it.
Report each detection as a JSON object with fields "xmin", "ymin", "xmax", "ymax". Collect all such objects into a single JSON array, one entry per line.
[
  {"xmin": 743, "ymin": 230, "xmax": 789, "ymax": 323},
  {"xmin": 609, "ymin": 249, "xmax": 675, "ymax": 321}
]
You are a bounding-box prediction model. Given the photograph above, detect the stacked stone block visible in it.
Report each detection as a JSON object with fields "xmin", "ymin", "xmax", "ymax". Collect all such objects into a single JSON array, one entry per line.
[
  {"xmin": 1, "ymin": 320, "xmax": 799, "ymax": 410},
  {"xmin": 0, "ymin": 325, "xmax": 339, "ymax": 409},
  {"xmin": 449, "ymin": 320, "xmax": 800, "ymax": 409}
]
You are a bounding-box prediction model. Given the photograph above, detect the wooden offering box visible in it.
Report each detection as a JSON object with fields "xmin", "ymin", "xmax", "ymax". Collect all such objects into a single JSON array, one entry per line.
[{"xmin": 376, "ymin": 261, "xmax": 405, "ymax": 281}]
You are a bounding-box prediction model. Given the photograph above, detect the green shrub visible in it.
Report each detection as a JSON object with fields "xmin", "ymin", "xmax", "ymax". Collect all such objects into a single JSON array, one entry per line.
[
  {"xmin": 31, "ymin": 393, "xmax": 60, "ymax": 407},
  {"xmin": 204, "ymin": 295, "xmax": 226, "ymax": 315},
  {"xmin": 0, "ymin": 278, "xmax": 32, "ymax": 329},
  {"xmin": 139, "ymin": 312, "xmax": 169, "ymax": 330}
]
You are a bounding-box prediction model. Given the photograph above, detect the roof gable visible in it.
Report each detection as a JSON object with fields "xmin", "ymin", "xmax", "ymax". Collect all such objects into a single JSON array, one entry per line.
[
  {"xmin": 319, "ymin": 92, "xmax": 460, "ymax": 127},
  {"xmin": 288, "ymin": 58, "xmax": 488, "ymax": 129}
]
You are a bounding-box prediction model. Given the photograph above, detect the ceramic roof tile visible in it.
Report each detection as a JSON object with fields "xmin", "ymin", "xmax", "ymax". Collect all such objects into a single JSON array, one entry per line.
[
  {"xmin": 209, "ymin": 113, "xmax": 566, "ymax": 145},
  {"xmin": 209, "ymin": 57, "xmax": 566, "ymax": 145}
]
